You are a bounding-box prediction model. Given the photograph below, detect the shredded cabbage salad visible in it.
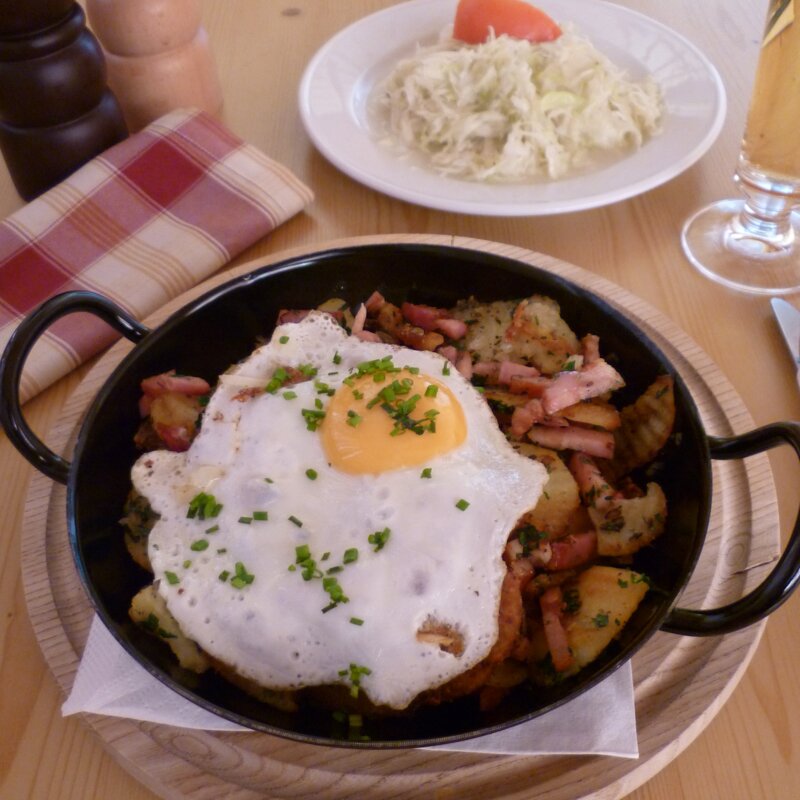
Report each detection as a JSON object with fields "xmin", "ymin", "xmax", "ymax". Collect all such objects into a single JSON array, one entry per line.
[{"xmin": 374, "ymin": 26, "xmax": 664, "ymax": 182}]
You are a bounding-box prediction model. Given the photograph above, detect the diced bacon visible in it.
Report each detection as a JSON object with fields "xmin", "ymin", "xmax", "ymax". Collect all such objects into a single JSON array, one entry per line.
[
  {"xmin": 277, "ymin": 308, "xmax": 343, "ymax": 325},
  {"xmin": 140, "ymin": 371, "xmax": 211, "ymax": 398},
  {"xmin": 540, "ymin": 359, "xmax": 625, "ymax": 415},
  {"xmin": 437, "ymin": 345, "xmax": 458, "ymax": 363},
  {"xmin": 436, "ymin": 317, "xmax": 468, "ymax": 340},
  {"xmin": 527, "ymin": 424, "xmax": 615, "ymax": 458},
  {"xmin": 378, "ymin": 303, "xmax": 444, "ymax": 351},
  {"xmin": 581, "ymin": 334, "xmax": 600, "ymax": 364},
  {"xmin": 351, "ymin": 303, "xmax": 367, "ymax": 335},
  {"xmin": 365, "ymin": 291, "xmax": 386, "ymax": 314},
  {"xmin": 567, "ymin": 452, "xmax": 619, "ymax": 510},
  {"xmin": 401, "ymin": 301, "xmax": 446, "ymax": 331},
  {"xmin": 498, "ymin": 360, "xmax": 540, "ymax": 385},
  {"xmin": 510, "ymin": 398, "xmax": 545, "ymax": 437},
  {"xmin": 508, "ymin": 374, "xmax": 551, "ymax": 397},
  {"xmin": 138, "ymin": 394, "xmax": 152, "ymax": 418},
  {"xmin": 547, "ymin": 532, "xmax": 598, "ymax": 570},
  {"xmin": 539, "ymin": 414, "xmax": 569, "ymax": 428},
  {"xmin": 540, "ymin": 586, "xmax": 574, "ymax": 672},
  {"xmin": 276, "ymin": 308, "xmax": 311, "ymax": 324},
  {"xmin": 455, "ymin": 350, "xmax": 473, "ymax": 380},
  {"xmin": 472, "ymin": 361, "xmax": 500, "ymax": 380},
  {"xmin": 401, "ymin": 302, "xmax": 467, "ymax": 340},
  {"xmin": 153, "ymin": 424, "xmax": 193, "ymax": 452}
]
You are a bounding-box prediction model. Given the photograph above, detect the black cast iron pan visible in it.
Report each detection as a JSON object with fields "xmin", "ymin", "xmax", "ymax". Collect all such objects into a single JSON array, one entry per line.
[{"xmin": 3, "ymin": 243, "xmax": 800, "ymax": 747}]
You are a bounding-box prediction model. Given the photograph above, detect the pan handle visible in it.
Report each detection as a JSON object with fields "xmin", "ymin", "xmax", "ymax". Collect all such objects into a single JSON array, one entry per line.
[
  {"xmin": 0, "ymin": 291, "xmax": 149, "ymax": 485},
  {"xmin": 662, "ymin": 422, "xmax": 800, "ymax": 635}
]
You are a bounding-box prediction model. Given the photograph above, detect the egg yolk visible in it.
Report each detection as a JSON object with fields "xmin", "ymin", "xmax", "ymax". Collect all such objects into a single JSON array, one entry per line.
[{"xmin": 321, "ymin": 369, "xmax": 467, "ymax": 474}]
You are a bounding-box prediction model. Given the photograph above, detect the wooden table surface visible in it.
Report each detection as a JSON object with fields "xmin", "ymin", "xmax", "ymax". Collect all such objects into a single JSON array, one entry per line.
[{"xmin": 2, "ymin": 1, "xmax": 799, "ymax": 797}]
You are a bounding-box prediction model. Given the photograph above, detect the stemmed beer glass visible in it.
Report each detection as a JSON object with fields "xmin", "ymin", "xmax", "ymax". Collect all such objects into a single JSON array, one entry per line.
[{"xmin": 681, "ymin": 0, "xmax": 800, "ymax": 295}]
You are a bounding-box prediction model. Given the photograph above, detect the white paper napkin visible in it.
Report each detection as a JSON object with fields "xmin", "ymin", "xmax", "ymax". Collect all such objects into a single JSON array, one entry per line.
[{"xmin": 62, "ymin": 615, "xmax": 639, "ymax": 756}]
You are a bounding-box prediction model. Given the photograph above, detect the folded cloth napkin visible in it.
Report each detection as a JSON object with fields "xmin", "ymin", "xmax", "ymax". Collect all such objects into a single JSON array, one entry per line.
[
  {"xmin": 0, "ymin": 108, "xmax": 313, "ymax": 403},
  {"xmin": 62, "ymin": 615, "xmax": 639, "ymax": 757}
]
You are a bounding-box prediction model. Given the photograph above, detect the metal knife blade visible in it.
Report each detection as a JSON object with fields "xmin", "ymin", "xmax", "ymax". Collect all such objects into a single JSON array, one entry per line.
[{"xmin": 771, "ymin": 298, "xmax": 800, "ymax": 388}]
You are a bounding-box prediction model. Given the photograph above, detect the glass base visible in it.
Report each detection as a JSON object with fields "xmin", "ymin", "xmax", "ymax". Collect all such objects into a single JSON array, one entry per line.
[{"xmin": 681, "ymin": 199, "xmax": 800, "ymax": 295}]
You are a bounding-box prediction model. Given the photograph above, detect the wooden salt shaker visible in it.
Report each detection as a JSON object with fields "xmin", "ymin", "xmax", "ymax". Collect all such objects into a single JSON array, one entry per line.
[
  {"xmin": 86, "ymin": 0, "xmax": 223, "ymax": 132},
  {"xmin": 0, "ymin": 1, "xmax": 128, "ymax": 200}
]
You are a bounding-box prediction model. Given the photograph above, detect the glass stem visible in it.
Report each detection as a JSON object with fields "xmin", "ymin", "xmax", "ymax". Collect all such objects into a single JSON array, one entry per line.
[{"xmin": 732, "ymin": 158, "xmax": 800, "ymax": 248}]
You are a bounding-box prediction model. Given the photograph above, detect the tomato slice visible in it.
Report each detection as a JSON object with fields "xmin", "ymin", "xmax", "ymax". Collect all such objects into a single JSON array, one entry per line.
[{"xmin": 453, "ymin": 0, "xmax": 562, "ymax": 44}]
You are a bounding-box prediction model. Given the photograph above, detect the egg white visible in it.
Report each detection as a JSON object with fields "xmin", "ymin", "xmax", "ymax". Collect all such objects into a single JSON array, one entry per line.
[{"xmin": 133, "ymin": 312, "xmax": 546, "ymax": 709}]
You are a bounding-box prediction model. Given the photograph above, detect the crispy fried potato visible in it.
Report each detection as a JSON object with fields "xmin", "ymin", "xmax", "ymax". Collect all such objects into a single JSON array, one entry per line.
[
  {"xmin": 559, "ymin": 400, "xmax": 621, "ymax": 431},
  {"xmin": 603, "ymin": 375, "xmax": 675, "ymax": 481},
  {"xmin": 589, "ymin": 483, "xmax": 667, "ymax": 556},
  {"xmin": 451, "ymin": 295, "xmax": 579, "ymax": 374},
  {"xmin": 564, "ymin": 566, "xmax": 649, "ymax": 669},
  {"xmin": 129, "ymin": 584, "xmax": 210, "ymax": 673},
  {"xmin": 512, "ymin": 442, "xmax": 581, "ymax": 537},
  {"xmin": 121, "ymin": 489, "xmax": 158, "ymax": 572}
]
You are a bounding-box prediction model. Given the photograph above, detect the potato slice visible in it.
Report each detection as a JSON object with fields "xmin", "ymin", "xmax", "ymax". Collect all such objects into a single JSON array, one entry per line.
[
  {"xmin": 129, "ymin": 584, "xmax": 210, "ymax": 673},
  {"xmin": 559, "ymin": 399, "xmax": 621, "ymax": 431},
  {"xmin": 603, "ymin": 375, "xmax": 675, "ymax": 481},
  {"xmin": 512, "ymin": 442, "xmax": 581, "ymax": 537},
  {"xmin": 589, "ymin": 482, "xmax": 667, "ymax": 556},
  {"xmin": 565, "ymin": 566, "xmax": 649, "ymax": 669}
]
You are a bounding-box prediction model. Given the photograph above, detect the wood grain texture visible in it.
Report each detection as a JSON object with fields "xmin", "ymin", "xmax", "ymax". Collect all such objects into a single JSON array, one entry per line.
[
  {"xmin": 2, "ymin": 2, "xmax": 800, "ymax": 798},
  {"xmin": 18, "ymin": 238, "xmax": 779, "ymax": 799}
]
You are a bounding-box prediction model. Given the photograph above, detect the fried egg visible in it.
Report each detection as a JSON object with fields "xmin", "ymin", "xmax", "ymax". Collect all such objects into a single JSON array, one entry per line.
[{"xmin": 132, "ymin": 312, "xmax": 546, "ymax": 710}]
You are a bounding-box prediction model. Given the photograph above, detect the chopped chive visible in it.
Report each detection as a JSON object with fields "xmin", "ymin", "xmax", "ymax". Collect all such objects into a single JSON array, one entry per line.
[
  {"xmin": 333, "ymin": 351, "xmax": 342, "ymax": 364},
  {"xmin": 321, "ymin": 551, "xmax": 331, "ymax": 561},
  {"xmin": 349, "ymin": 617, "xmax": 364, "ymax": 626},
  {"xmin": 190, "ymin": 539, "xmax": 210, "ymax": 551},
  {"xmin": 231, "ymin": 561, "xmax": 255, "ymax": 588},
  {"xmin": 217, "ymin": 548, "xmax": 227, "ymax": 554},
  {"xmin": 442, "ymin": 362, "xmax": 451, "ymax": 376},
  {"xmin": 305, "ymin": 468, "xmax": 318, "ymax": 480},
  {"xmin": 420, "ymin": 467, "xmax": 432, "ymax": 479},
  {"xmin": 326, "ymin": 565, "xmax": 343, "ymax": 574},
  {"xmin": 164, "ymin": 571, "xmax": 180, "ymax": 585},
  {"xmin": 346, "ymin": 410, "xmax": 362, "ymax": 427},
  {"xmin": 252, "ymin": 510, "xmax": 269, "ymax": 521},
  {"xmin": 264, "ymin": 477, "xmax": 274, "ymax": 484},
  {"xmin": 219, "ymin": 570, "xmax": 230, "ymax": 582},
  {"xmin": 282, "ymin": 390, "xmax": 298, "ymax": 400},
  {"xmin": 187, "ymin": 492, "xmax": 222, "ymax": 520},
  {"xmin": 295, "ymin": 544, "xmax": 311, "ymax": 562},
  {"xmin": 238, "ymin": 516, "xmax": 253, "ymax": 524},
  {"xmin": 367, "ymin": 527, "xmax": 391, "ymax": 552},
  {"xmin": 183, "ymin": 560, "xmax": 192, "ymax": 569},
  {"xmin": 205, "ymin": 524, "xmax": 219, "ymax": 534},
  {"xmin": 289, "ymin": 515, "xmax": 303, "ymax": 527},
  {"xmin": 455, "ymin": 498, "xmax": 470, "ymax": 511},
  {"xmin": 424, "ymin": 384, "xmax": 439, "ymax": 398},
  {"xmin": 298, "ymin": 363, "xmax": 318, "ymax": 378},
  {"xmin": 279, "ymin": 335, "xmax": 289, "ymax": 344},
  {"xmin": 343, "ymin": 548, "xmax": 359, "ymax": 564},
  {"xmin": 352, "ymin": 389, "xmax": 364, "ymax": 400}
]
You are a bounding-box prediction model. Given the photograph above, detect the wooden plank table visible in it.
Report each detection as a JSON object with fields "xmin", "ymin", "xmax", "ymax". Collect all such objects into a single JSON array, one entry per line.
[{"xmin": 2, "ymin": 1, "xmax": 799, "ymax": 798}]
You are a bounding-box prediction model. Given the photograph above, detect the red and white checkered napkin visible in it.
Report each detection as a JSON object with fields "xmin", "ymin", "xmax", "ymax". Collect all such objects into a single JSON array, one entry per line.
[{"xmin": 0, "ymin": 108, "xmax": 314, "ymax": 403}]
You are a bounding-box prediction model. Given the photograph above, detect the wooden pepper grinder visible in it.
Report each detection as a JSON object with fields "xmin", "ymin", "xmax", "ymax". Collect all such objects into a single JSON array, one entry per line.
[
  {"xmin": 0, "ymin": 1, "xmax": 128, "ymax": 200},
  {"xmin": 86, "ymin": 0, "xmax": 223, "ymax": 132}
]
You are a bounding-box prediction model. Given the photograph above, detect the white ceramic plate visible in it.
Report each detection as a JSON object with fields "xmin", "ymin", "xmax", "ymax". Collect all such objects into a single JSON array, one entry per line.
[{"xmin": 298, "ymin": 0, "xmax": 726, "ymax": 216}]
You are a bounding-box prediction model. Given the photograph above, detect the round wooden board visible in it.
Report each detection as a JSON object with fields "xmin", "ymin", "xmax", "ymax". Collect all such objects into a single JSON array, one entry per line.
[{"xmin": 21, "ymin": 235, "xmax": 779, "ymax": 800}]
